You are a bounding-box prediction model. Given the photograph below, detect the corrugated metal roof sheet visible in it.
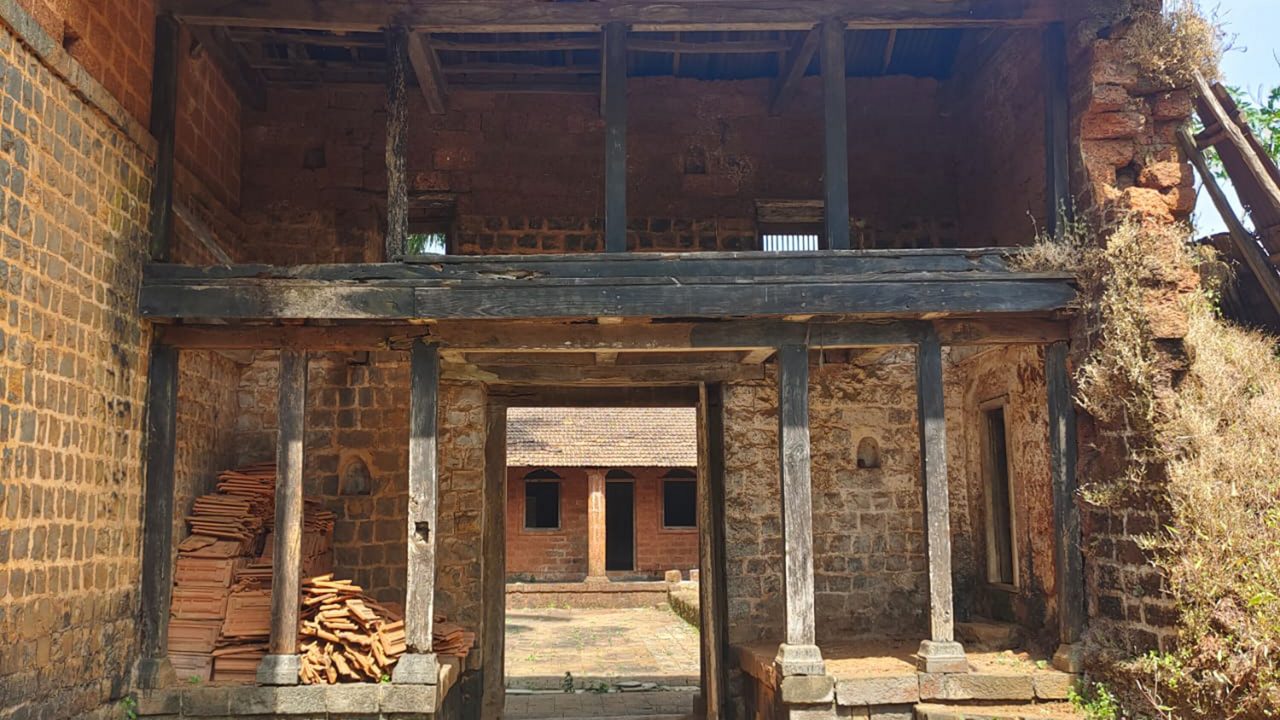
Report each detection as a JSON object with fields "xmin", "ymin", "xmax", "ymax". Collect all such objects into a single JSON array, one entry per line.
[{"xmin": 507, "ymin": 407, "xmax": 698, "ymax": 468}]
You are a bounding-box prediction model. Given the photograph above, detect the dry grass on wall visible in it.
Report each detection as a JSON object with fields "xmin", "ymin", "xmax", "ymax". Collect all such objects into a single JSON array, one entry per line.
[
  {"xmin": 1120, "ymin": 0, "xmax": 1226, "ymax": 88},
  {"xmin": 1019, "ymin": 221, "xmax": 1280, "ymax": 718}
]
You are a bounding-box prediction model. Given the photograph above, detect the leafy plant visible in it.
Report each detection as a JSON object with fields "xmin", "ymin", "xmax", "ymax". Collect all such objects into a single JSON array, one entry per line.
[
  {"xmin": 1071, "ymin": 682, "xmax": 1121, "ymax": 720},
  {"xmin": 119, "ymin": 696, "xmax": 138, "ymax": 720}
]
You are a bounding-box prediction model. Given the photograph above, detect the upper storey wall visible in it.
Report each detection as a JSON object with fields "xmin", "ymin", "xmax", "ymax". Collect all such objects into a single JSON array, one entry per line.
[{"xmin": 241, "ymin": 75, "xmax": 961, "ymax": 264}]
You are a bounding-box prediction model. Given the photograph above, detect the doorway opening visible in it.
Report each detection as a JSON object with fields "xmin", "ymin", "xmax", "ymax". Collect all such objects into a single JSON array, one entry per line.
[{"xmin": 502, "ymin": 406, "xmax": 702, "ymax": 719}]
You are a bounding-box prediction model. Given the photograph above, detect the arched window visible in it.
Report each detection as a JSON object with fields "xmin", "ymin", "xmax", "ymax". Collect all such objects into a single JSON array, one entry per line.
[
  {"xmin": 605, "ymin": 469, "xmax": 635, "ymax": 480},
  {"xmin": 523, "ymin": 469, "xmax": 562, "ymax": 529},
  {"xmin": 856, "ymin": 437, "xmax": 882, "ymax": 469}
]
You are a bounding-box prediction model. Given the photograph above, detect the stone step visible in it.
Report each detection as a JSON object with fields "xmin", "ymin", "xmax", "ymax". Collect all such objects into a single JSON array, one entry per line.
[{"xmin": 915, "ymin": 701, "xmax": 1084, "ymax": 720}]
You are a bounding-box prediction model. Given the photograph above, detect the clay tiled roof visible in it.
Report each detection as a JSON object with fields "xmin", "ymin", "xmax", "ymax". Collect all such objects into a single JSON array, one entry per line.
[{"xmin": 506, "ymin": 407, "xmax": 697, "ymax": 468}]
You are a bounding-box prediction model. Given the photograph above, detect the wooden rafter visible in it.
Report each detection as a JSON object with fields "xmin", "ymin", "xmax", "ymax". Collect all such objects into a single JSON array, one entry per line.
[
  {"xmin": 408, "ymin": 31, "xmax": 447, "ymax": 113},
  {"xmin": 770, "ymin": 24, "xmax": 819, "ymax": 115}
]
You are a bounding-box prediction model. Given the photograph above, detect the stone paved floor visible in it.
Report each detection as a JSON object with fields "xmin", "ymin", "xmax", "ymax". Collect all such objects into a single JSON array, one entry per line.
[
  {"xmin": 504, "ymin": 689, "xmax": 696, "ymax": 719},
  {"xmin": 505, "ymin": 607, "xmax": 701, "ymax": 690}
]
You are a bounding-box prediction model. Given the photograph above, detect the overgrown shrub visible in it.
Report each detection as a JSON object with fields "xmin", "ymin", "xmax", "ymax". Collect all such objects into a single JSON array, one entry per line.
[
  {"xmin": 1020, "ymin": 219, "xmax": 1280, "ymax": 718},
  {"xmin": 1121, "ymin": 0, "xmax": 1225, "ymax": 87}
]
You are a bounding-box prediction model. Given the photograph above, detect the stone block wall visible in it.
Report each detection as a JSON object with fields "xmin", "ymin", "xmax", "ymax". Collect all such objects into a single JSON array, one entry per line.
[{"xmin": 0, "ymin": 17, "xmax": 153, "ymax": 718}]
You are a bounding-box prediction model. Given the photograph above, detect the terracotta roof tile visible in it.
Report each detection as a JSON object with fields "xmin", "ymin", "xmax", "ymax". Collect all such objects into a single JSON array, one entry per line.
[{"xmin": 506, "ymin": 407, "xmax": 697, "ymax": 468}]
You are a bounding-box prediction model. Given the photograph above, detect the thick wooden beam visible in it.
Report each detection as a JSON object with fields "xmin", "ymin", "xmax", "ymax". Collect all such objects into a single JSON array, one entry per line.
[
  {"xmin": 489, "ymin": 385, "xmax": 700, "ymax": 407},
  {"xmin": 697, "ymin": 383, "xmax": 730, "ymax": 716},
  {"xmin": 774, "ymin": 344, "xmax": 824, "ymax": 676},
  {"xmin": 156, "ymin": 324, "xmax": 433, "ymax": 351},
  {"xmin": 1047, "ymin": 341, "xmax": 1085, "ymax": 673},
  {"xmin": 1179, "ymin": 127, "xmax": 1280, "ymax": 314},
  {"xmin": 821, "ymin": 19, "xmax": 850, "ymax": 250},
  {"xmin": 480, "ymin": 402, "xmax": 508, "ymax": 717},
  {"xmin": 190, "ymin": 25, "xmax": 267, "ymax": 112},
  {"xmin": 915, "ymin": 328, "xmax": 967, "ymax": 673},
  {"xmin": 259, "ymin": 349, "xmax": 307, "ymax": 685},
  {"xmin": 1043, "ymin": 22, "xmax": 1070, "ymax": 238},
  {"xmin": 603, "ymin": 22, "xmax": 628, "ymax": 252},
  {"xmin": 631, "ymin": 37, "xmax": 791, "ymax": 54},
  {"xmin": 394, "ymin": 341, "xmax": 442, "ymax": 684},
  {"xmin": 443, "ymin": 360, "xmax": 764, "ymax": 384},
  {"xmin": 136, "ymin": 343, "xmax": 180, "ymax": 689},
  {"xmin": 408, "ymin": 32, "xmax": 447, "ymax": 114},
  {"xmin": 148, "ymin": 15, "xmax": 181, "ymax": 261},
  {"xmin": 163, "ymin": 0, "xmax": 1062, "ymax": 33},
  {"xmin": 1194, "ymin": 72, "xmax": 1280, "ymax": 217},
  {"xmin": 770, "ymin": 24, "xmax": 819, "ymax": 115},
  {"xmin": 386, "ymin": 26, "xmax": 410, "ymax": 260}
]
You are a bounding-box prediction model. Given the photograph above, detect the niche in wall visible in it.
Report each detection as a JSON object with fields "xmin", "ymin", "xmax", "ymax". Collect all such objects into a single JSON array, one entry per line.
[{"xmin": 856, "ymin": 436, "xmax": 882, "ymax": 469}]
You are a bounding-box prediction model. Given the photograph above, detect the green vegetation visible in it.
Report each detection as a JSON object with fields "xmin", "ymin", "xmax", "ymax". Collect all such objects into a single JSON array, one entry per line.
[{"xmin": 1071, "ymin": 682, "xmax": 1121, "ymax": 720}]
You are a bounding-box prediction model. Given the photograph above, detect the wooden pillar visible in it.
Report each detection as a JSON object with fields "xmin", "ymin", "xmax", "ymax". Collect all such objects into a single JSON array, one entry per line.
[
  {"xmin": 480, "ymin": 402, "xmax": 508, "ymax": 718},
  {"xmin": 1043, "ymin": 22, "xmax": 1071, "ymax": 239},
  {"xmin": 386, "ymin": 25, "xmax": 410, "ymax": 261},
  {"xmin": 603, "ymin": 22, "xmax": 628, "ymax": 253},
  {"xmin": 915, "ymin": 329, "xmax": 967, "ymax": 673},
  {"xmin": 258, "ymin": 350, "xmax": 307, "ymax": 685},
  {"xmin": 135, "ymin": 343, "xmax": 179, "ymax": 689},
  {"xmin": 394, "ymin": 341, "xmax": 441, "ymax": 684},
  {"xmin": 821, "ymin": 19, "xmax": 850, "ymax": 250},
  {"xmin": 1048, "ymin": 342, "xmax": 1085, "ymax": 673},
  {"xmin": 698, "ymin": 383, "xmax": 730, "ymax": 717},
  {"xmin": 586, "ymin": 469, "xmax": 608, "ymax": 581},
  {"xmin": 147, "ymin": 14, "xmax": 180, "ymax": 261},
  {"xmin": 774, "ymin": 345, "xmax": 824, "ymax": 676}
]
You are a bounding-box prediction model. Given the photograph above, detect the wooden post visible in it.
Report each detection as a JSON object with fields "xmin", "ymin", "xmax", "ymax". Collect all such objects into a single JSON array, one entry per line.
[
  {"xmin": 821, "ymin": 19, "xmax": 850, "ymax": 250},
  {"xmin": 586, "ymin": 469, "xmax": 608, "ymax": 581},
  {"xmin": 1047, "ymin": 342, "xmax": 1085, "ymax": 673},
  {"xmin": 1043, "ymin": 22, "xmax": 1071, "ymax": 239},
  {"xmin": 698, "ymin": 383, "xmax": 730, "ymax": 717},
  {"xmin": 480, "ymin": 402, "xmax": 508, "ymax": 717},
  {"xmin": 147, "ymin": 14, "xmax": 180, "ymax": 261},
  {"xmin": 915, "ymin": 328, "xmax": 967, "ymax": 673},
  {"xmin": 386, "ymin": 25, "xmax": 410, "ymax": 261},
  {"xmin": 258, "ymin": 349, "xmax": 307, "ymax": 685},
  {"xmin": 394, "ymin": 341, "xmax": 442, "ymax": 684},
  {"xmin": 135, "ymin": 343, "xmax": 179, "ymax": 689},
  {"xmin": 773, "ymin": 344, "xmax": 824, "ymax": 676},
  {"xmin": 603, "ymin": 22, "xmax": 628, "ymax": 253}
]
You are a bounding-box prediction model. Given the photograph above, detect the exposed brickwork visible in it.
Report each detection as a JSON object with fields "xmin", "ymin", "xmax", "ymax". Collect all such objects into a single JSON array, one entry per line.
[
  {"xmin": 0, "ymin": 20, "xmax": 152, "ymax": 718},
  {"xmin": 505, "ymin": 466, "xmax": 699, "ymax": 582},
  {"xmin": 176, "ymin": 30, "xmax": 242, "ymax": 211},
  {"xmin": 241, "ymin": 78, "xmax": 962, "ymax": 264}
]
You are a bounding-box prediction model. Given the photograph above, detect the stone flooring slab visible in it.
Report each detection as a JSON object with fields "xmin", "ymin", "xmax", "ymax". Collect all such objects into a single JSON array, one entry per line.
[{"xmin": 506, "ymin": 607, "xmax": 700, "ymax": 691}]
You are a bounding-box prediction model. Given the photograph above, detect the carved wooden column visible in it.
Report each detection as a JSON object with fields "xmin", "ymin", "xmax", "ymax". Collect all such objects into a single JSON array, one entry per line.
[
  {"xmin": 1048, "ymin": 342, "xmax": 1085, "ymax": 672},
  {"xmin": 258, "ymin": 350, "xmax": 307, "ymax": 685},
  {"xmin": 586, "ymin": 469, "xmax": 608, "ymax": 581},
  {"xmin": 394, "ymin": 341, "xmax": 441, "ymax": 684},
  {"xmin": 915, "ymin": 329, "xmax": 967, "ymax": 673},
  {"xmin": 774, "ymin": 344, "xmax": 824, "ymax": 676}
]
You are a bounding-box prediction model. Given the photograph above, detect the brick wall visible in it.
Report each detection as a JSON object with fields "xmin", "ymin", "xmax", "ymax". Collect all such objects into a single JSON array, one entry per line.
[
  {"xmin": 505, "ymin": 466, "xmax": 699, "ymax": 581},
  {"xmin": 0, "ymin": 18, "xmax": 153, "ymax": 718},
  {"xmin": 240, "ymin": 77, "xmax": 962, "ymax": 264}
]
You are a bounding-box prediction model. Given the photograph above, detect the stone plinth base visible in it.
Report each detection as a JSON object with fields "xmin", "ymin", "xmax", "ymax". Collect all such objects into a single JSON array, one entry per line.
[
  {"xmin": 256, "ymin": 654, "xmax": 301, "ymax": 686},
  {"xmin": 916, "ymin": 641, "xmax": 968, "ymax": 674},
  {"xmin": 775, "ymin": 643, "xmax": 826, "ymax": 677}
]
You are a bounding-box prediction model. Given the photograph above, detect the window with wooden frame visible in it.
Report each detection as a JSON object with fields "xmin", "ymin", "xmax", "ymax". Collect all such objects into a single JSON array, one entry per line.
[
  {"xmin": 407, "ymin": 192, "xmax": 457, "ymax": 255},
  {"xmin": 980, "ymin": 400, "xmax": 1018, "ymax": 588},
  {"xmin": 755, "ymin": 199, "xmax": 824, "ymax": 252},
  {"xmin": 661, "ymin": 469, "xmax": 698, "ymax": 529},
  {"xmin": 523, "ymin": 469, "xmax": 561, "ymax": 530}
]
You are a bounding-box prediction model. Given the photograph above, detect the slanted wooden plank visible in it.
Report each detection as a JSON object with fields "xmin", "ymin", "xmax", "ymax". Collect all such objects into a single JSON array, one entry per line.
[
  {"xmin": 1179, "ymin": 127, "xmax": 1280, "ymax": 314},
  {"xmin": 190, "ymin": 25, "xmax": 267, "ymax": 112},
  {"xmin": 603, "ymin": 22, "xmax": 628, "ymax": 252},
  {"xmin": 821, "ymin": 19, "xmax": 850, "ymax": 250},
  {"xmin": 480, "ymin": 403, "xmax": 508, "ymax": 717},
  {"xmin": 139, "ymin": 343, "xmax": 179, "ymax": 683},
  {"xmin": 1043, "ymin": 22, "xmax": 1070, "ymax": 238},
  {"xmin": 386, "ymin": 26, "xmax": 410, "ymax": 260},
  {"xmin": 771, "ymin": 25, "xmax": 819, "ymax": 115},
  {"xmin": 408, "ymin": 32, "xmax": 447, "ymax": 113},
  {"xmin": 405, "ymin": 341, "xmax": 440, "ymax": 653},
  {"xmin": 1194, "ymin": 73, "xmax": 1280, "ymax": 226},
  {"xmin": 148, "ymin": 14, "xmax": 180, "ymax": 261},
  {"xmin": 916, "ymin": 328, "xmax": 955, "ymax": 643},
  {"xmin": 698, "ymin": 383, "xmax": 730, "ymax": 717},
  {"xmin": 270, "ymin": 349, "xmax": 307, "ymax": 656},
  {"xmin": 1046, "ymin": 342, "xmax": 1084, "ymax": 646},
  {"xmin": 777, "ymin": 344, "xmax": 816, "ymax": 647},
  {"xmin": 164, "ymin": 0, "xmax": 1064, "ymax": 32}
]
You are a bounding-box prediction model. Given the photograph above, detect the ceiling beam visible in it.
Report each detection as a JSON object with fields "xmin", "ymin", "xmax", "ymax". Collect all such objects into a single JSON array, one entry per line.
[
  {"xmin": 770, "ymin": 24, "xmax": 819, "ymax": 115},
  {"xmin": 162, "ymin": 0, "xmax": 1062, "ymax": 33},
  {"xmin": 407, "ymin": 32, "xmax": 447, "ymax": 113}
]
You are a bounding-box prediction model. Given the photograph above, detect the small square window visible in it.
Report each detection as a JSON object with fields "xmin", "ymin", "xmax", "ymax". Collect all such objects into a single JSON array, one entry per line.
[
  {"xmin": 662, "ymin": 480, "xmax": 697, "ymax": 528},
  {"xmin": 755, "ymin": 199, "xmax": 826, "ymax": 252},
  {"xmin": 525, "ymin": 481, "xmax": 561, "ymax": 530}
]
